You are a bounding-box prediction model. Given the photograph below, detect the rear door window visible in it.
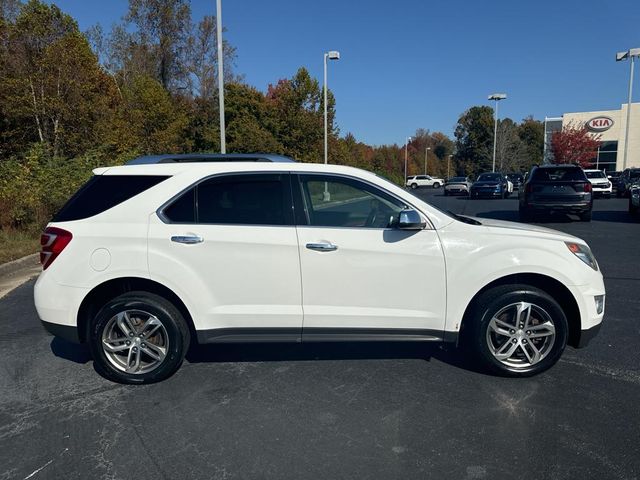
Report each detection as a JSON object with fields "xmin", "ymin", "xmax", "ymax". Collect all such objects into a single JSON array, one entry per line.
[{"xmin": 53, "ymin": 175, "xmax": 169, "ymax": 222}]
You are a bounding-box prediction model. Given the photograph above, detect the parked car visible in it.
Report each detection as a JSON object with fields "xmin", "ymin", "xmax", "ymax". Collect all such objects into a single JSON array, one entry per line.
[
  {"xmin": 628, "ymin": 179, "xmax": 640, "ymax": 216},
  {"xmin": 406, "ymin": 175, "xmax": 444, "ymax": 189},
  {"xmin": 505, "ymin": 173, "xmax": 524, "ymax": 190},
  {"xmin": 470, "ymin": 172, "xmax": 511, "ymax": 199},
  {"xmin": 607, "ymin": 171, "xmax": 621, "ymax": 191},
  {"xmin": 616, "ymin": 168, "xmax": 640, "ymax": 198},
  {"xmin": 444, "ymin": 176, "xmax": 472, "ymax": 196},
  {"xmin": 584, "ymin": 169, "xmax": 612, "ymax": 197},
  {"xmin": 519, "ymin": 164, "xmax": 593, "ymax": 222},
  {"xmin": 35, "ymin": 160, "xmax": 605, "ymax": 383}
]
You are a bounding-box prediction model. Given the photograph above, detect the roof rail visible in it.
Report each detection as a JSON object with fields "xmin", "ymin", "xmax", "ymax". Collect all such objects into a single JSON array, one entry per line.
[{"xmin": 126, "ymin": 153, "xmax": 297, "ymax": 165}]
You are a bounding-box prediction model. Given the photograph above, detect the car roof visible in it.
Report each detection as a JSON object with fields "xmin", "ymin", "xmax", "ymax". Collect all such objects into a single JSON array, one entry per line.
[
  {"xmin": 536, "ymin": 164, "xmax": 581, "ymax": 169},
  {"xmin": 126, "ymin": 153, "xmax": 296, "ymax": 165}
]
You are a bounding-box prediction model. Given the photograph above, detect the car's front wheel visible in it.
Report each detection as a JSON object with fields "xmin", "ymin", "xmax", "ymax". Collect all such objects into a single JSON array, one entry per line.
[
  {"xmin": 411, "ymin": 183, "xmax": 418, "ymax": 189},
  {"xmin": 432, "ymin": 182, "xmax": 441, "ymax": 189},
  {"xmin": 465, "ymin": 285, "xmax": 568, "ymax": 377},
  {"xmin": 89, "ymin": 291, "xmax": 190, "ymax": 384}
]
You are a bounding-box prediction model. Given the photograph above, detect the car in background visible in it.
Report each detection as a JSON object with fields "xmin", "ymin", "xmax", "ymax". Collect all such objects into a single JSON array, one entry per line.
[
  {"xmin": 505, "ymin": 173, "xmax": 524, "ymax": 190},
  {"xmin": 616, "ymin": 168, "xmax": 640, "ymax": 198},
  {"xmin": 584, "ymin": 169, "xmax": 612, "ymax": 198},
  {"xmin": 406, "ymin": 175, "xmax": 444, "ymax": 189},
  {"xmin": 629, "ymin": 179, "xmax": 640, "ymax": 216},
  {"xmin": 607, "ymin": 171, "xmax": 621, "ymax": 192},
  {"xmin": 443, "ymin": 176, "xmax": 472, "ymax": 196},
  {"xmin": 470, "ymin": 172, "xmax": 511, "ymax": 199},
  {"xmin": 519, "ymin": 164, "xmax": 593, "ymax": 222}
]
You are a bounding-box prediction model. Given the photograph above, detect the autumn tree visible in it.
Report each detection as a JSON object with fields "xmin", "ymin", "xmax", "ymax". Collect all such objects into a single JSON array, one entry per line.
[{"xmin": 550, "ymin": 123, "xmax": 601, "ymax": 167}]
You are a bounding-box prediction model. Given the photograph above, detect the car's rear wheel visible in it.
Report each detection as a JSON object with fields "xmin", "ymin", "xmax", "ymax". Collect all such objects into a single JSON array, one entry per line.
[
  {"xmin": 579, "ymin": 211, "xmax": 592, "ymax": 222},
  {"xmin": 89, "ymin": 291, "xmax": 190, "ymax": 384},
  {"xmin": 465, "ymin": 285, "xmax": 568, "ymax": 377},
  {"xmin": 433, "ymin": 182, "xmax": 441, "ymax": 189}
]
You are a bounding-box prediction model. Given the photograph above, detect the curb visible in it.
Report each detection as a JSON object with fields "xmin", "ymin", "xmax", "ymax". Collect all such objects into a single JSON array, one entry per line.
[{"xmin": 0, "ymin": 253, "xmax": 40, "ymax": 278}]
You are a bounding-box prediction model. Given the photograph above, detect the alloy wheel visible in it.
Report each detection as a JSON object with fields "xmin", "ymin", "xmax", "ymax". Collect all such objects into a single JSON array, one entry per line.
[
  {"xmin": 101, "ymin": 310, "xmax": 169, "ymax": 374},
  {"xmin": 485, "ymin": 301, "xmax": 556, "ymax": 368}
]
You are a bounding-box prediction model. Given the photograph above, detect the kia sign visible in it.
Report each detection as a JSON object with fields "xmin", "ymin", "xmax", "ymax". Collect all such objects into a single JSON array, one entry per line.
[{"xmin": 586, "ymin": 116, "xmax": 614, "ymax": 132}]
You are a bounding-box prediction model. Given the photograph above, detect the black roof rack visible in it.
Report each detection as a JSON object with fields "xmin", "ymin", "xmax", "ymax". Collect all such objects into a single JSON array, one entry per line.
[{"xmin": 126, "ymin": 153, "xmax": 296, "ymax": 165}]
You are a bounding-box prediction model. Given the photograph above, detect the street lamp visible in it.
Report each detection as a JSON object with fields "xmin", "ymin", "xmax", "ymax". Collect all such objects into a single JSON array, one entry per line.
[
  {"xmin": 324, "ymin": 51, "xmax": 340, "ymax": 165},
  {"xmin": 216, "ymin": 0, "xmax": 226, "ymax": 153},
  {"xmin": 425, "ymin": 147, "xmax": 431, "ymax": 175},
  {"xmin": 488, "ymin": 93, "xmax": 507, "ymax": 172},
  {"xmin": 616, "ymin": 48, "xmax": 640, "ymax": 170},
  {"xmin": 404, "ymin": 137, "xmax": 412, "ymax": 185}
]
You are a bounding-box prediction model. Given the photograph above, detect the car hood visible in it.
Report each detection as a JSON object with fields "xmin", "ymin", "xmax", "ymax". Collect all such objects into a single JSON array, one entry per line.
[{"xmin": 467, "ymin": 217, "xmax": 582, "ymax": 242}]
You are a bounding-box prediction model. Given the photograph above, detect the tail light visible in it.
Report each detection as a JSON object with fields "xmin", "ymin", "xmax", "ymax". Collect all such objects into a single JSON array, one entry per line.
[
  {"xmin": 575, "ymin": 183, "xmax": 592, "ymax": 193},
  {"xmin": 40, "ymin": 227, "xmax": 73, "ymax": 270}
]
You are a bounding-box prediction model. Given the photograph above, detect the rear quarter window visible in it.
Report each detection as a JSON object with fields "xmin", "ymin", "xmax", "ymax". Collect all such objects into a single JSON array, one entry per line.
[{"xmin": 53, "ymin": 175, "xmax": 169, "ymax": 222}]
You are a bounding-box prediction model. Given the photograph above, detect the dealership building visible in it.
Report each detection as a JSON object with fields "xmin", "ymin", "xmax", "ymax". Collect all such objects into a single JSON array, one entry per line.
[{"xmin": 543, "ymin": 102, "xmax": 640, "ymax": 172}]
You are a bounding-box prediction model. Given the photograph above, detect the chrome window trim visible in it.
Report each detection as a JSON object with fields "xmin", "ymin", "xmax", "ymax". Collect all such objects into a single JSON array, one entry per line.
[{"xmin": 157, "ymin": 170, "xmax": 435, "ymax": 230}]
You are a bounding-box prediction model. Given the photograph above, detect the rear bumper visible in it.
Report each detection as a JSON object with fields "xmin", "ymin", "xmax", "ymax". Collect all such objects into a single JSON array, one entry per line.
[
  {"xmin": 34, "ymin": 271, "xmax": 89, "ymax": 342},
  {"xmin": 526, "ymin": 202, "xmax": 591, "ymax": 213},
  {"xmin": 41, "ymin": 320, "xmax": 80, "ymax": 343}
]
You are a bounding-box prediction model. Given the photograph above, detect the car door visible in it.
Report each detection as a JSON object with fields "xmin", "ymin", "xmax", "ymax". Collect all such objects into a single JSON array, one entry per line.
[
  {"xmin": 147, "ymin": 172, "xmax": 303, "ymax": 341},
  {"xmin": 293, "ymin": 173, "xmax": 447, "ymax": 340}
]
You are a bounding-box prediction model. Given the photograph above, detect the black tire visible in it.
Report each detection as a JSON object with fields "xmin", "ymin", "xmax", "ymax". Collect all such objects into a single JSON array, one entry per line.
[
  {"xmin": 411, "ymin": 183, "xmax": 418, "ymax": 190},
  {"xmin": 89, "ymin": 291, "xmax": 190, "ymax": 384},
  {"xmin": 432, "ymin": 182, "xmax": 441, "ymax": 189},
  {"xmin": 629, "ymin": 198, "xmax": 638, "ymax": 215},
  {"xmin": 463, "ymin": 284, "xmax": 568, "ymax": 377},
  {"xmin": 579, "ymin": 210, "xmax": 592, "ymax": 222}
]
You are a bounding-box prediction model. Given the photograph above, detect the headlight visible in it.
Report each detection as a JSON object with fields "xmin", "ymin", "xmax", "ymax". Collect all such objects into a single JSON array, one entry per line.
[{"xmin": 565, "ymin": 242, "xmax": 598, "ymax": 271}]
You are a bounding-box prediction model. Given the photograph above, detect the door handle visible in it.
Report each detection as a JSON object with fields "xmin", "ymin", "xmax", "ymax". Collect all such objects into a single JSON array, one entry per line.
[
  {"xmin": 306, "ymin": 242, "xmax": 338, "ymax": 252},
  {"xmin": 171, "ymin": 235, "xmax": 203, "ymax": 244}
]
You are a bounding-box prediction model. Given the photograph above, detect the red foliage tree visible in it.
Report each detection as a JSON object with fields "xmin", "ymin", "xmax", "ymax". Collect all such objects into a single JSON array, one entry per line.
[{"xmin": 550, "ymin": 124, "xmax": 601, "ymax": 167}]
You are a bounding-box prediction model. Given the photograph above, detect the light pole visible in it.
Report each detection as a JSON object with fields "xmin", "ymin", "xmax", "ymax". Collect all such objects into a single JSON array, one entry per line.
[
  {"xmin": 324, "ymin": 51, "xmax": 340, "ymax": 165},
  {"xmin": 616, "ymin": 48, "xmax": 640, "ymax": 171},
  {"xmin": 425, "ymin": 147, "xmax": 431, "ymax": 175},
  {"xmin": 404, "ymin": 137, "xmax": 411, "ymax": 184},
  {"xmin": 216, "ymin": 0, "xmax": 226, "ymax": 153},
  {"xmin": 447, "ymin": 154, "xmax": 453, "ymax": 179},
  {"xmin": 488, "ymin": 93, "xmax": 507, "ymax": 172}
]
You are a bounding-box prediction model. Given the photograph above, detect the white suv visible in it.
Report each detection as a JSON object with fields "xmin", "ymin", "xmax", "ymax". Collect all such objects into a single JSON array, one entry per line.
[
  {"xmin": 35, "ymin": 161, "xmax": 605, "ymax": 383},
  {"xmin": 406, "ymin": 175, "xmax": 444, "ymax": 189},
  {"xmin": 584, "ymin": 169, "xmax": 613, "ymax": 197}
]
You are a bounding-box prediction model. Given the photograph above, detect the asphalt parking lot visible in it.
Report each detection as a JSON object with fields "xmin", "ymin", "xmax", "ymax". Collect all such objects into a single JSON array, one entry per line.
[{"xmin": 1, "ymin": 190, "xmax": 639, "ymax": 480}]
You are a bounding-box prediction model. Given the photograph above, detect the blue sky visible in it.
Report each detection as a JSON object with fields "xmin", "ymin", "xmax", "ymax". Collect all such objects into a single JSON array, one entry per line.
[{"xmin": 53, "ymin": 0, "xmax": 640, "ymax": 145}]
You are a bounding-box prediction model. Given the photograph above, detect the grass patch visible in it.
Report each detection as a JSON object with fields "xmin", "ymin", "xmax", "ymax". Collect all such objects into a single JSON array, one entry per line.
[{"xmin": 0, "ymin": 229, "xmax": 40, "ymax": 265}]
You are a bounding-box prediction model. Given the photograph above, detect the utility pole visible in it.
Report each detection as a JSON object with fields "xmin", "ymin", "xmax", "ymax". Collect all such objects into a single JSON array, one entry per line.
[{"xmin": 216, "ymin": 0, "xmax": 226, "ymax": 153}]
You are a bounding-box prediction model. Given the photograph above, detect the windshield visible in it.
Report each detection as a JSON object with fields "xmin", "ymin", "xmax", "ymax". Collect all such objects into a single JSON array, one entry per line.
[
  {"xmin": 477, "ymin": 173, "xmax": 502, "ymax": 182},
  {"xmin": 585, "ymin": 171, "xmax": 606, "ymax": 179}
]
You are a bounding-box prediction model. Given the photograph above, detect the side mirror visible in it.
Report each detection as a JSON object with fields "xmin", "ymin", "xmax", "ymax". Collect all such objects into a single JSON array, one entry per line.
[{"xmin": 397, "ymin": 209, "xmax": 426, "ymax": 230}]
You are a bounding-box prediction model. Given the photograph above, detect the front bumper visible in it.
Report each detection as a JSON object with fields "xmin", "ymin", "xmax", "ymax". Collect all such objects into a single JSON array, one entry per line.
[
  {"xmin": 577, "ymin": 322, "xmax": 602, "ymax": 348},
  {"xmin": 471, "ymin": 189, "xmax": 502, "ymax": 197},
  {"xmin": 445, "ymin": 186, "xmax": 469, "ymax": 194}
]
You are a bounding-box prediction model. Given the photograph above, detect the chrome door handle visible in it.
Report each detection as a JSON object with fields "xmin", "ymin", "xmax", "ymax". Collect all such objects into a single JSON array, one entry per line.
[
  {"xmin": 306, "ymin": 242, "xmax": 338, "ymax": 252},
  {"xmin": 171, "ymin": 235, "xmax": 203, "ymax": 244}
]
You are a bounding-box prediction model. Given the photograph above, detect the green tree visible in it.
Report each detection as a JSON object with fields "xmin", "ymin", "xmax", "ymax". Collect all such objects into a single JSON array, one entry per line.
[
  {"xmin": 1, "ymin": 0, "xmax": 116, "ymax": 157},
  {"xmin": 518, "ymin": 116, "xmax": 544, "ymax": 168},
  {"xmin": 454, "ymin": 106, "xmax": 495, "ymax": 175}
]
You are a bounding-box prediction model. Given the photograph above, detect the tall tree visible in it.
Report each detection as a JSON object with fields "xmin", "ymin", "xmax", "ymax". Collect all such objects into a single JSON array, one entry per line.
[
  {"xmin": 1, "ymin": 0, "xmax": 116, "ymax": 157},
  {"xmin": 454, "ymin": 106, "xmax": 495, "ymax": 175},
  {"xmin": 518, "ymin": 116, "xmax": 544, "ymax": 168}
]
